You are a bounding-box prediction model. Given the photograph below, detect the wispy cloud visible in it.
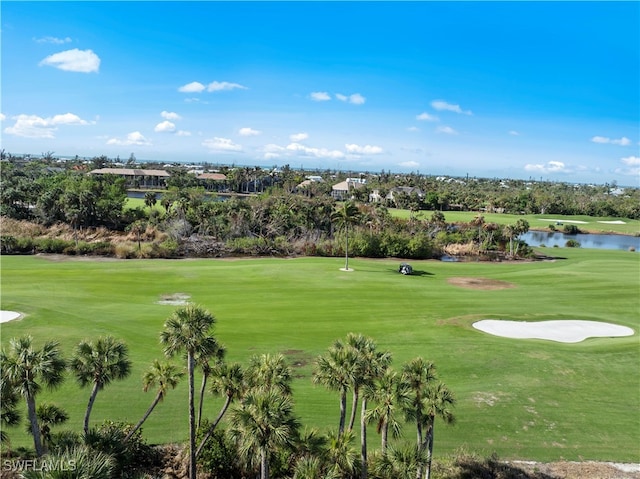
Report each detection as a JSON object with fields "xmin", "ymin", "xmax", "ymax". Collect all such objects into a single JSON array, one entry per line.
[
  {"xmin": 176, "ymin": 130, "xmax": 191, "ymax": 137},
  {"xmin": 345, "ymin": 144, "xmax": 383, "ymax": 154},
  {"xmin": 336, "ymin": 93, "xmax": 366, "ymax": 105},
  {"xmin": 436, "ymin": 126, "xmax": 458, "ymax": 135},
  {"xmin": 431, "ymin": 100, "xmax": 472, "ymax": 115},
  {"xmin": 524, "ymin": 161, "xmax": 570, "ymax": 174},
  {"xmin": 509, "ymin": 130, "xmax": 520, "ymax": 136},
  {"xmin": 286, "ymin": 142, "xmax": 344, "ymax": 159},
  {"xmin": 290, "ymin": 132, "xmax": 309, "ymax": 142},
  {"xmin": 621, "ymin": 155, "xmax": 640, "ymax": 166},
  {"xmin": 591, "ymin": 136, "xmax": 631, "ymax": 146},
  {"xmin": 178, "ymin": 81, "xmax": 247, "ymax": 93},
  {"xmin": 4, "ymin": 113, "xmax": 90, "ymax": 138},
  {"xmin": 0, "ymin": 113, "xmax": 5, "ymax": 121},
  {"xmin": 310, "ymin": 91, "xmax": 331, "ymax": 101},
  {"xmin": 39, "ymin": 49, "xmax": 100, "ymax": 73},
  {"xmin": 161, "ymin": 111, "xmax": 181, "ymax": 121},
  {"xmin": 34, "ymin": 36, "xmax": 72, "ymax": 44},
  {"xmin": 154, "ymin": 121, "xmax": 175, "ymax": 133},
  {"xmin": 202, "ymin": 137, "xmax": 242, "ymax": 152},
  {"xmin": 407, "ymin": 126, "xmax": 420, "ymax": 132},
  {"xmin": 239, "ymin": 127, "xmax": 261, "ymax": 137},
  {"xmin": 207, "ymin": 81, "xmax": 248, "ymax": 92},
  {"xmin": 416, "ymin": 112, "xmax": 439, "ymax": 122},
  {"xmin": 107, "ymin": 131, "xmax": 151, "ymax": 146},
  {"xmin": 615, "ymin": 156, "xmax": 640, "ymax": 177},
  {"xmin": 399, "ymin": 160, "xmax": 420, "ymax": 168}
]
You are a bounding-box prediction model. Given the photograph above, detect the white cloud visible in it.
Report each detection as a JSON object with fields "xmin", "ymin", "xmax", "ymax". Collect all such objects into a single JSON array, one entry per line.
[
  {"xmin": 161, "ymin": 111, "xmax": 181, "ymax": 121},
  {"xmin": 524, "ymin": 161, "xmax": 570, "ymax": 174},
  {"xmin": 39, "ymin": 48, "xmax": 100, "ymax": 73},
  {"xmin": 399, "ymin": 161, "xmax": 420, "ymax": 168},
  {"xmin": 336, "ymin": 93, "xmax": 366, "ymax": 105},
  {"xmin": 207, "ymin": 81, "xmax": 248, "ymax": 92},
  {"xmin": 107, "ymin": 131, "xmax": 151, "ymax": 146},
  {"xmin": 416, "ymin": 112, "xmax": 439, "ymax": 122},
  {"xmin": 264, "ymin": 152, "xmax": 281, "ymax": 160},
  {"xmin": 310, "ymin": 91, "xmax": 331, "ymax": 101},
  {"xmin": 407, "ymin": 126, "xmax": 420, "ymax": 132},
  {"xmin": 621, "ymin": 156, "xmax": 640, "ymax": 166},
  {"xmin": 239, "ymin": 127, "xmax": 261, "ymax": 137},
  {"xmin": 286, "ymin": 142, "xmax": 344, "ymax": 159},
  {"xmin": 431, "ymin": 100, "xmax": 472, "ymax": 115},
  {"xmin": 591, "ymin": 136, "xmax": 631, "ymax": 146},
  {"xmin": 178, "ymin": 82, "xmax": 206, "ymax": 93},
  {"xmin": 290, "ymin": 132, "xmax": 309, "ymax": 142},
  {"xmin": 154, "ymin": 121, "xmax": 176, "ymax": 133},
  {"xmin": 509, "ymin": 130, "xmax": 520, "ymax": 136},
  {"xmin": 264, "ymin": 143, "xmax": 286, "ymax": 153},
  {"xmin": 345, "ymin": 144, "xmax": 383, "ymax": 155},
  {"xmin": 202, "ymin": 137, "xmax": 242, "ymax": 152},
  {"xmin": 4, "ymin": 113, "xmax": 89, "ymax": 138},
  {"xmin": 436, "ymin": 126, "xmax": 458, "ymax": 135},
  {"xmin": 176, "ymin": 130, "xmax": 192, "ymax": 137},
  {"xmin": 34, "ymin": 36, "xmax": 72, "ymax": 44},
  {"xmin": 0, "ymin": 113, "xmax": 5, "ymax": 121}
]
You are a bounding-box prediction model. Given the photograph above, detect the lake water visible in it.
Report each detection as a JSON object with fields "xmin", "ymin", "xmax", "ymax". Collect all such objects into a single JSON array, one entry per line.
[{"xmin": 522, "ymin": 231, "xmax": 639, "ymax": 252}]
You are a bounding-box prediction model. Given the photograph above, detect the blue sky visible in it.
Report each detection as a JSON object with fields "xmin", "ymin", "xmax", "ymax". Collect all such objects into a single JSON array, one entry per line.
[{"xmin": 2, "ymin": 1, "xmax": 639, "ymax": 185}]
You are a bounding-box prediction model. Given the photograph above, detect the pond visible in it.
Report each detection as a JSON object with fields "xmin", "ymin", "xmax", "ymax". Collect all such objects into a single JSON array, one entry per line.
[{"xmin": 521, "ymin": 231, "xmax": 639, "ymax": 252}]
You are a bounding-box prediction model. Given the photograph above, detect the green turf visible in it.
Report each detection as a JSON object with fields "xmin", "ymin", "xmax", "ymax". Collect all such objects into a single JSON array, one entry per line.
[
  {"xmin": 389, "ymin": 208, "xmax": 640, "ymax": 235},
  {"xmin": 1, "ymin": 249, "xmax": 638, "ymax": 462}
]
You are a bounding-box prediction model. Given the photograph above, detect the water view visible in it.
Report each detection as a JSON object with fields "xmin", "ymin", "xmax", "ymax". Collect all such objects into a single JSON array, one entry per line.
[{"xmin": 522, "ymin": 231, "xmax": 639, "ymax": 252}]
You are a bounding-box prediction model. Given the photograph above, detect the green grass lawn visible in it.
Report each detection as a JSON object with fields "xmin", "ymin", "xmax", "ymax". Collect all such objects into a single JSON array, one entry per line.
[
  {"xmin": 1, "ymin": 249, "xmax": 639, "ymax": 462},
  {"xmin": 389, "ymin": 208, "xmax": 640, "ymax": 235}
]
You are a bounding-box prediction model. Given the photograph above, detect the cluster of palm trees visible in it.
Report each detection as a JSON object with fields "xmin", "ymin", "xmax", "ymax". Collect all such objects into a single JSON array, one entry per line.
[
  {"xmin": 1, "ymin": 307, "xmax": 455, "ymax": 479},
  {"xmin": 313, "ymin": 334, "xmax": 455, "ymax": 479}
]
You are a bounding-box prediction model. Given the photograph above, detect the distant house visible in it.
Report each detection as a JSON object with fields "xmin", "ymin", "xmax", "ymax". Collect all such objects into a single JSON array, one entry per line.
[
  {"xmin": 197, "ymin": 172, "xmax": 228, "ymax": 191},
  {"xmin": 88, "ymin": 168, "xmax": 170, "ymax": 188},
  {"xmin": 370, "ymin": 186, "xmax": 425, "ymax": 204},
  {"xmin": 331, "ymin": 178, "xmax": 366, "ymax": 200}
]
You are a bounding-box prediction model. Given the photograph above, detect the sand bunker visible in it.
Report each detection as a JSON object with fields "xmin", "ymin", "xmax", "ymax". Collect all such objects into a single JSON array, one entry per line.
[
  {"xmin": 448, "ymin": 277, "xmax": 515, "ymax": 290},
  {"xmin": 1, "ymin": 311, "xmax": 22, "ymax": 323},
  {"xmin": 473, "ymin": 319, "xmax": 634, "ymax": 343},
  {"xmin": 598, "ymin": 220, "xmax": 627, "ymax": 225}
]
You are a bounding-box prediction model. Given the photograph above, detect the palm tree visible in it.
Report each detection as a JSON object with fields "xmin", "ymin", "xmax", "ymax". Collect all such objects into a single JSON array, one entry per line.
[
  {"xmin": 30, "ymin": 403, "xmax": 69, "ymax": 451},
  {"xmin": 401, "ymin": 357, "xmax": 437, "ymax": 479},
  {"xmin": 331, "ymin": 201, "xmax": 360, "ymax": 271},
  {"xmin": 70, "ymin": 335, "xmax": 131, "ymax": 436},
  {"xmin": 123, "ymin": 360, "xmax": 184, "ymax": 442},
  {"xmin": 424, "ymin": 382, "xmax": 455, "ymax": 479},
  {"xmin": 195, "ymin": 343, "xmax": 226, "ymax": 430},
  {"xmin": 364, "ymin": 369, "xmax": 410, "ymax": 455},
  {"xmin": 1, "ymin": 336, "xmax": 66, "ymax": 457},
  {"xmin": 160, "ymin": 305, "xmax": 220, "ymax": 479},
  {"xmin": 196, "ymin": 362, "xmax": 245, "ymax": 458},
  {"xmin": 144, "ymin": 191, "xmax": 157, "ymax": 209},
  {"xmin": 246, "ymin": 353, "xmax": 293, "ymax": 396},
  {"xmin": 325, "ymin": 429, "xmax": 359, "ymax": 479},
  {"xmin": 0, "ymin": 375, "xmax": 21, "ymax": 444},
  {"xmin": 312, "ymin": 344, "xmax": 354, "ymax": 436},
  {"xmin": 230, "ymin": 388, "xmax": 300, "ymax": 479}
]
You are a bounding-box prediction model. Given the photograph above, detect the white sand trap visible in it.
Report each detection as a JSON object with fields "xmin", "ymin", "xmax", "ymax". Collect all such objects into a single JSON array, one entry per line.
[
  {"xmin": 1, "ymin": 311, "xmax": 22, "ymax": 323},
  {"xmin": 598, "ymin": 220, "xmax": 627, "ymax": 224},
  {"xmin": 473, "ymin": 319, "xmax": 634, "ymax": 343},
  {"xmin": 538, "ymin": 218, "xmax": 588, "ymax": 224}
]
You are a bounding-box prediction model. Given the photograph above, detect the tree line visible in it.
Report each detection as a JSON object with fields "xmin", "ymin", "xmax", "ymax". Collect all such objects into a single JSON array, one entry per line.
[{"xmin": 1, "ymin": 305, "xmax": 454, "ymax": 479}]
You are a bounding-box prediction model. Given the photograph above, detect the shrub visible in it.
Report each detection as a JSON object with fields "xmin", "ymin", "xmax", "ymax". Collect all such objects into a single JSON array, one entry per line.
[
  {"xmin": 20, "ymin": 446, "xmax": 115, "ymax": 479},
  {"xmin": 565, "ymin": 239, "xmax": 581, "ymax": 248},
  {"xmin": 196, "ymin": 425, "xmax": 243, "ymax": 478},
  {"xmin": 563, "ymin": 224, "xmax": 580, "ymax": 235}
]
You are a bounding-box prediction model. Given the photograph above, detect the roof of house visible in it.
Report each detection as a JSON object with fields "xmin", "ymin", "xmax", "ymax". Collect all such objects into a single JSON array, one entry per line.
[
  {"xmin": 332, "ymin": 180, "xmax": 366, "ymax": 191},
  {"xmin": 197, "ymin": 173, "xmax": 227, "ymax": 181},
  {"xmin": 89, "ymin": 168, "xmax": 170, "ymax": 177}
]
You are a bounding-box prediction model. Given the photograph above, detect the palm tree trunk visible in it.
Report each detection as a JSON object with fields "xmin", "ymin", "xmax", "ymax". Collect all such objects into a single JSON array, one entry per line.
[
  {"xmin": 381, "ymin": 418, "xmax": 388, "ymax": 455},
  {"xmin": 416, "ymin": 419, "xmax": 423, "ymax": 479},
  {"xmin": 83, "ymin": 382, "xmax": 100, "ymax": 436},
  {"xmin": 425, "ymin": 420, "xmax": 435, "ymax": 479},
  {"xmin": 196, "ymin": 394, "xmax": 232, "ymax": 458},
  {"xmin": 188, "ymin": 352, "xmax": 197, "ymax": 479},
  {"xmin": 345, "ymin": 223, "xmax": 349, "ymax": 270},
  {"xmin": 124, "ymin": 392, "xmax": 162, "ymax": 442},
  {"xmin": 26, "ymin": 393, "xmax": 44, "ymax": 457},
  {"xmin": 197, "ymin": 372, "xmax": 208, "ymax": 430},
  {"xmin": 261, "ymin": 447, "xmax": 269, "ymax": 479},
  {"xmin": 348, "ymin": 387, "xmax": 359, "ymax": 431},
  {"xmin": 360, "ymin": 397, "xmax": 368, "ymax": 479},
  {"xmin": 339, "ymin": 388, "xmax": 347, "ymax": 436}
]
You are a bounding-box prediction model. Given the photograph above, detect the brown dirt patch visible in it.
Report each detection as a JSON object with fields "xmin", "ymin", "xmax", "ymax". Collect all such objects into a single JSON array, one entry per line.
[{"xmin": 448, "ymin": 277, "xmax": 516, "ymax": 290}]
